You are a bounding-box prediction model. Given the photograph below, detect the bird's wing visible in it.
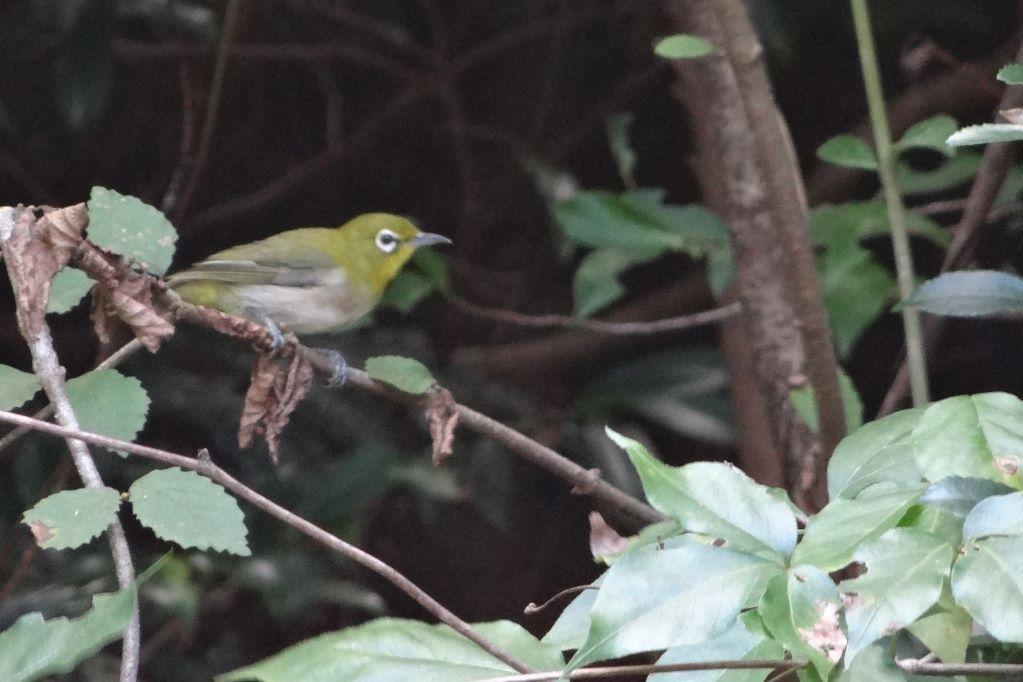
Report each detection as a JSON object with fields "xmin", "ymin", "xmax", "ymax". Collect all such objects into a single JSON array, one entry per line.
[{"xmin": 168, "ymin": 238, "xmax": 339, "ymax": 288}]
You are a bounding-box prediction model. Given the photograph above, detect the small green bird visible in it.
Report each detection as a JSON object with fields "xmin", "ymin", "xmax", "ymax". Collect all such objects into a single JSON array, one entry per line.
[{"xmin": 169, "ymin": 213, "xmax": 450, "ymax": 365}]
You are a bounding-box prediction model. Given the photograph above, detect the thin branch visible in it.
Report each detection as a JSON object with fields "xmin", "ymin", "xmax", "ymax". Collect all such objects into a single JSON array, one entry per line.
[
  {"xmin": 451, "ymin": 295, "xmax": 742, "ymax": 334},
  {"xmin": 851, "ymin": 0, "xmax": 929, "ymax": 407},
  {"xmin": 523, "ymin": 584, "xmax": 597, "ymax": 615},
  {"xmin": 0, "ymin": 408, "xmax": 536, "ymax": 675},
  {"xmin": 0, "ymin": 207, "xmax": 141, "ymax": 682},
  {"xmin": 172, "ymin": 0, "xmax": 242, "ymax": 224},
  {"xmin": 480, "ymin": 658, "xmax": 804, "ymax": 682},
  {"xmin": 896, "ymin": 659, "xmax": 1023, "ymax": 677}
]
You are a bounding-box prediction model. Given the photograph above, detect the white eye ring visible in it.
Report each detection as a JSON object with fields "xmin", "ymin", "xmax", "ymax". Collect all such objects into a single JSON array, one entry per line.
[{"xmin": 375, "ymin": 228, "xmax": 399, "ymax": 253}]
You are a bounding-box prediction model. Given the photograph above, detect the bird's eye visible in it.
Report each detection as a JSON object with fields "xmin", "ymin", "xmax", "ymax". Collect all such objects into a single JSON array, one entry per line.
[{"xmin": 375, "ymin": 229, "xmax": 399, "ymax": 253}]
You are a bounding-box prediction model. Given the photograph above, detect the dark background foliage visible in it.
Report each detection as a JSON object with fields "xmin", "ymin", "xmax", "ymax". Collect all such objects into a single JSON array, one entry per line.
[{"xmin": 0, "ymin": 0, "xmax": 1020, "ymax": 678}]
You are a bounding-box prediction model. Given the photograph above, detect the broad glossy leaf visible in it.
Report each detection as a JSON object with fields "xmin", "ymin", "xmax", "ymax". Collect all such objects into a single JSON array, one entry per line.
[
  {"xmin": 839, "ymin": 529, "xmax": 952, "ymax": 664},
  {"xmin": 817, "ymin": 135, "xmax": 877, "ymax": 170},
  {"xmin": 947, "ymin": 123, "xmax": 1023, "ymax": 147},
  {"xmin": 565, "ymin": 543, "xmax": 776, "ymax": 671},
  {"xmin": 791, "ymin": 484, "xmax": 925, "ymax": 571},
  {"xmin": 365, "ymin": 356, "xmax": 434, "ymax": 394},
  {"xmin": 22, "ymin": 487, "xmax": 121, "ymax": 550},
  {"xmin": 951, "ymin": 535, "xmax": 1023, "ymax": 642},
  {"xmin": 654, "ymin": 34, "xmax": 714, "ymax": 59},
  {"xmin": 919, "ymin": 476, "xmax": 1015, "ymax": 518},
  {"xmin": 219, "ymin": 618, "xmax": 564, "ymax": 682},
  {"xmin": 962, "ymin": 491, "xmax": 1023, "ymax": 540},
  {"xmin": 906, "ymin": 584, "xmax": 971, "ymax": 664},
  {"xmin": 906, "ymin": 271, "xmax": 1023, "ymax": 317},
  {"xmin": 0, "ymin": 364, "xmax": 40, "ymax": 411},
  {"xmin": 827, "ymin": 408, "xmax": 923, "ymax": 500},
  {"xmin": 608, "ymin": 429, "xmax": 797, "ymax": 560},
  {"xmin": 65, "ymin": 369, "xmax": 149, "ymax": 456},
  {"xmin": 894, "ymin": 115, "xmax": 957, "ymax": 156},
  {"xmin": 129, "ymin": 468, "xmax": 250, "ymax": 556},
  {"xmin": 0, "ymin": 585, "xmax": 135, "ymax": 681},
  {"xmin": 759, "ymin": 566, "xmax": 843, "ymax": 680},
  {"xmin": 651, "ymin": 617, "xmax": 784, "ymax": 682},
  {"xmin": 87, "ymin": 186, "xmax": 177, "ymax": 275},
  {"xmin": 47, "ymin": 267, "xmax": 92, "ymax": 314},
  {"xmin": 912, "ymin": 393, "xmax": 1023, "ymax": 487}
]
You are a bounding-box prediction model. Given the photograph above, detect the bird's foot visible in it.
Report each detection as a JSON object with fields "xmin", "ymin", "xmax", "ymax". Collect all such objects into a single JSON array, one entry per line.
[
  {"xmin": 313, "ymin": 348, "xmax": 348, "ymax": 387},
  {"xmin": 261, "ymin": 316, "xmax": 286, "ymax": 356}
]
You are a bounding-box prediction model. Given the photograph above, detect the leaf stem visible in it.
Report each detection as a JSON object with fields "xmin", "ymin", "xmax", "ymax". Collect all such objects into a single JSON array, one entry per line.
[{"xmin": 850, "ymin": 0, "xmax": 930, "ymax": 406}]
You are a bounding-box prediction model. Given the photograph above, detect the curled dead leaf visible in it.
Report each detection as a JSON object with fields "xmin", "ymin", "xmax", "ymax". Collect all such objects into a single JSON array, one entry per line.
[
  {"xmin": 3, "ymin": 208, "xmax": 70, "ymax": 336},
  {"xmin": 38, "ymin": 203, "xmax": 87, "ymax": 257},
  {"xmin": 425, "ymin": 387, "xmax": 458, "ymax": 465},
  {"xmin": 588, "ymin": 511, "xmax": 628, "ymax": 562},
  {"xmin": 238, "ymin": 348, "xmax": 314, "ymax": 463},
  {"xmin": 797, "ymin": 600, "xmax": 847, "ymax": 664}
]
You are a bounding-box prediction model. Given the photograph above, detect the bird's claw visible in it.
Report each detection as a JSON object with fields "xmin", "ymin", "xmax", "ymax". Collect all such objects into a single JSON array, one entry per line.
[
  {"xmin": 314, "ymin": 348, "xmax": 348, "ymax": 387},
  {"xmin": 261, "ymin": 317, "xmax": 286, "ymax": 356}
]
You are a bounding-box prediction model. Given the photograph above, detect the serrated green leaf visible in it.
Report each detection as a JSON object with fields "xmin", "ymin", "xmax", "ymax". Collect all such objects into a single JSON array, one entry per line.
[
  {"xmin": 947, "ymin": 123, "xmax": 1023, "ymax": 147},
  {"xmin": 0, "ymin": 364, "xmax": 40, "ymax": 411},
  {"xmin": 789, "ymin": 369, "xmax": 864, "ymax": 434},
  {"xmin": 791, "ymin": 484, "xmax": 925, "ymax": 571},
  {"xmin": 607, "ymin": 428, "xmax": 796, "ymax": 560},
  {"xmin": 542, "ymin": 575, "xmax": 604, "ymax": 651},
  {"xmin": 817, "ymin": 135, "xmax": 877, "ymax": 170},
  {"xmin": 86, "ymin": 186, "xmax": 178, "ymax": 274},
  {"xmin": 365, "ymin": 356, "xmax": 434, "ymax": 394},
  {"xmin": 22, "ymin": 487, "xmax": 121, "ymax": 550},
  {"xmin": 912, "ymin": 393, "xmax": 1023, "ymax": 487},
  {"xmin": 905, "ymin": 270, "xmax": 1023, "ymax": 317},
  {"xmin": 951, "ymin": 535, "xmax": 1023, "ymax": 642},
  {"xmin": 839, "ymin": 529, "xmax": 952, "ymax": 664},
  {"xmin": 998, "ymin": 64, "xmax": 1023, "ymax": 84},
  {"xmin": 654, "ymin": 34, "xmax": 714, "ymax": 59},
  {"xmin": 565, "ymin": 543, "xmax": 776, "ymax": 672},
  {"xmin": 65, "ymin": 369, "xmax": 149, "ymax": 456},
  {"xmin": 827, "ymin": 408, "xmax": 923, "ymax": 500},
  {"xmin": 961, "ymin": 491, "xmax": 1023, "ymax": 541},
  {"xmin": 47, "ymin": 267, "xmax": 93, "ymax": 314},
  {"xmin": 0, "ymin": 585, "xmax": 135, "ymax": 681},
  {"xmin": 758, "ymin": 566, "xmax": 842, "ymax": 680},
  {"xmin": 607, "ymin": 113, "xmax": 636, "ymax": 188},
  {"xmin": 218, "ymin": 618, "xmax": 563, "ymax": 682},
  {"xmin": 381, "ymin": 271, "xmax": 436, "ymax": 313},
  {"xmin": 894, "ymin": 115, "xmax": 957, "ymax": 156},
  {"xmin": 651, "ymin": 618, "xmax": 785, "ymax": 682},
  {"xmin": 129, "ymin": 468, "xmax": 250, "ymax": 556}
]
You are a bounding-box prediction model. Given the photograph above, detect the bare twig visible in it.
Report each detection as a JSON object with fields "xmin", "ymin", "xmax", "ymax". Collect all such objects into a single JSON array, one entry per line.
[
  {"xmin": 0, "ymin": 207, "xmax": 141, "ymax": 682},
  {"xmin": 451, "ymin": 296, "xmax": 741, "ymax": 334},
  {"xmin": 523, "ymin": 584, "xmax": 597, "ymax": 615},
  {"xmin": 896, "ymin": 659, "xmax": 1023, "ymax": 677},
  {"xmin": 0, "ymin": 408, "xmax": 536, "ymax": 675},
  {"xmin": 479, "ymin": 658, "xmax": 804, "ymax": 682}
]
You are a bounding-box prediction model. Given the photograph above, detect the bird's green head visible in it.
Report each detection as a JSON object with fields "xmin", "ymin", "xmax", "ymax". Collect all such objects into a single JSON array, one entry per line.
[{"xmin": 334, "ymin": 213, "xmax": 451, "ymax": 294}]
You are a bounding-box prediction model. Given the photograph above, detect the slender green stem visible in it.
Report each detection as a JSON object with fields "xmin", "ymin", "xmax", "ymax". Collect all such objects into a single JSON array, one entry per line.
[{"xmin": 850, "ymin": 0, "xmax": 930, "ymax": 406}]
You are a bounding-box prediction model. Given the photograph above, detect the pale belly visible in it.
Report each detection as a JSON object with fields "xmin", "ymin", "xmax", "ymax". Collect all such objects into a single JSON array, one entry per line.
[{"xmin": 232, "ymin": 282, "xmax": 376, "ymax": 334}]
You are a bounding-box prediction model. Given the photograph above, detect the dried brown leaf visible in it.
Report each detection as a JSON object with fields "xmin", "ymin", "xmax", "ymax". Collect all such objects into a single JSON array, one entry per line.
[
  {"xmin": 425, "ymin": 387, "xmax": 458, "ymax": 465},
  {"xmin": 588, "ymin": 511, "xmax": 629, "ymax": 562},
  {"xmin": 4, "ymin": 209, "xmax": 65, "ymax": 337},
  {"xmin": 238, "ymin": 349, "xmax": 314, "ymax": 463},
  {"xmin": 38, "ymin": 203, "xmax": 87, "ymax": 257}
]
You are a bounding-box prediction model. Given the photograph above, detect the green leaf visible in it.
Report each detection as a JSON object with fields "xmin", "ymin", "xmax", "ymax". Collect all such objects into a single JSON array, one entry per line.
[
  {"xmin": 607, "ymin": 429, "xmax": 797, "ymax": 560},
  {"xmin": 21, "ymin": 487, "xmax": 121, "ymax": 550},
  {"xmin": 65, "ymin": 369, "xmax": 149, "ymax": 456},
  {"xmin": 951, "ymin": 535, "xmax": 1023, "ymax": 642},
  {"xmin": 894, "ymin": 115, "xmax": 957, "ymax": 156},
  {"xmin": 0, "ymin": 585, "xmax": 135, "ymax": 682},
  {"xmin": 606, "ymin": 113, "xmax": 636, "ymax": 188},
  {"xmin": 365, "ymin": 356, "xmax": 435, "ymax": 394},
  {"xmin": 86, "ymin": 186, "xmax": 178, "ymax": 275},
  {"xmin": 653, "ymin": 34, "xmax": 714, "ymax": 59},
  {"xmin": 651, "ymin": 618, "xmax": 784, "ymax": 682},
  {"xmin": 0, "ymin": 364, "xmax": 40, "ymax": 411},
  {"xmin": 542, "ymin": 576, "xmax": 603, "ymax": 651},
  {"xmin": 961, "ymin": 491, "xmax": 1023, "ymax": 540},
  {"xmin": 834, "ymin": 642, "xmax": 928, "ymax": 681},
  {"xmin": 897, "ymin": 153, "xmax": 982, "ymax": 196},
  {"xmin": 816, "ymin": 135, "xmax": 877, "ymax": 170},
  {"xmin": 908, "ymin": 477, "xmax": 1015, "ymax": 546},
  {"xmin": 998, "ymin": 63, "xmax": 1023, "ymax": 84},
  {"xmin": 810, "ymin": 201, "xmax": 950, "ymax": 249},
  {"xmin": 791, "ymin": 484, "xmax": 926, "ymax": 571},
  {"xmin": 565, "ymin": 542, "xmax": 776, "ymax": 672},
  {"xmin": 906, "ymin": 583, "xmax": 971, "ymax": 664},
  {"xmin": 129, "ymin": 467, "xmax": 250, "ymax": 556},
  {"xmin": 758, "ymin": 566, "xmax": 842, "ymax": 680},
  {"xmin": 382, "ymin": 271, "xmax": 436, "ymax": 313},
  {"xmin": 218, "ymin": 618, "xmax": 563, "ymax": 682},
  {"xmin": 47, "ymin": 267, "xmax": 92, "ymax": 314},
  {"xmin": 789, "ymin": 369, "xmax": 864, "ymax": 434},
  {"xmin": 839, "ymin": 529, "xmax": 952, "ymax": 664},
  {"xmin": 411, "ymin": 248, "xmax": 451, "ymax": 295},
  {"xmin": 905, "ymin": 270, "xmax": 1023, "ymax": 317},
  {"xmin": 827, "ymin": 408, "xmax": 923, "ymax": 500},
  {"xmin": 912, "ymin": 393, "xmax": 1023, "ymax": 487},
  {"xmin": 817, "ymin": 234, "xmax": 894, "ymax": 356},
  {"xmin": 573, "ymin": 248, "xmax": 642, "ymax": 318},
  {"xmin": 947, "ymin": 123, "xmax": 1023, "ymax": 147}
]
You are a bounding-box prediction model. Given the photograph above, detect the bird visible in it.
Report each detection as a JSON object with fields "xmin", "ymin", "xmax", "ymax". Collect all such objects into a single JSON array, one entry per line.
[{"xmin": 168, "ymin": 213, "xmax": 451, "ymax": 382}]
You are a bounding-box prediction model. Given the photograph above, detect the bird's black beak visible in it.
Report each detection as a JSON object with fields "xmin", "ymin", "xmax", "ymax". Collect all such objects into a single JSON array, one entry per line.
[{"xmin": 408, "ymin": 232, "xmax": 452, "ymax": 247}]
